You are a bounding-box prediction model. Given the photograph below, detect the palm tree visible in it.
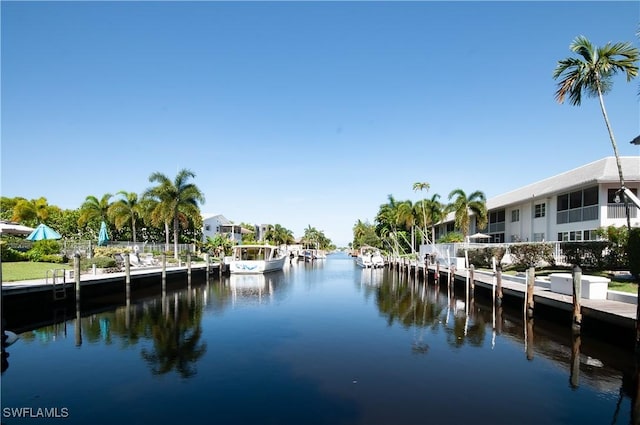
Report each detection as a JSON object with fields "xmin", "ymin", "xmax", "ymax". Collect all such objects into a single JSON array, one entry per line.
[
  {"xmin": 447, "ymin": 189, "xmax": 487, "ymax": 240},
  {"xmin": 109, "ymin": 191, "xmax": 142, "ymax": 244},
  {"xmin": 553, "ymin": 35, "xmax": 639, "ymax": 230},
  {"xmin": 11, "ymin": 197, "xmax": 53, "ymax": 225},
  {"xmin": 79, "ymin": 193, "xmax": 113, "ymax": 228},
  {"xmin": 413, "ymin": 182, "xmax": 430, "ymax": 243},
  {"xmin": 425, "ymin": 194, "xmax": 446, "ymax": 244},
  {"xmin": 264, "ymin": 224, "xmax": 294, "ymax": 247},
  {"xmin": 144, "ymin": 169, "xmax": 205, "ymax": 259},
  {"xmin": 396, "ymin": 200, "xmax": 416, "ymax": 253}
]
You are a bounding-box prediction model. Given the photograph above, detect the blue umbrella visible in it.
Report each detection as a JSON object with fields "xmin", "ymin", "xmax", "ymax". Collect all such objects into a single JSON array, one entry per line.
[
  {"xmin": 26, "ymin": 223, "xmax": 62, "ymax": 241},
  {"xmin": 98, "ymin": 221, "xmax": 110, "ymax": 246}
]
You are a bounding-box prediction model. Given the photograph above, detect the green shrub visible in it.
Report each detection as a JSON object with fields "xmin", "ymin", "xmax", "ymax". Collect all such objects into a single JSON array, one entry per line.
[
  {"xmin": 596, "ymin": 225, "xmax": 628, "ymax": 269},
  {"xmin": 458, "ymin": 247, "xmax": 507, "ymax": 269},
  {"xmin": 40, "ymin": 254, "xmax": 66, "ymax": 264},
  {"xmin": 27, "ymin": 240, "xmax": 61, "ymax": 261},
  {"xmin": 1, "ymin": 244, "xmax": 29, "ymax": 262},
  {"xmin": 509, "ymin": 243, "xmax": 555, "ymax": 269},
  {"xmin": 628, "ymin": 228, "xmax": 640, "ymax": 280},
  {"xmin": 560, "ymin": 241, "xmax": 609, "ymax": 269},
  {"xmin": 79, "ymin": 256, "xmax": 117, "ymax": 271}
]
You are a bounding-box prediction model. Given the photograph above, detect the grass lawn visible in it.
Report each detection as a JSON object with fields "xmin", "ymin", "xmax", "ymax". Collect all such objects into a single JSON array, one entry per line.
[
  {"xmin": 2, "ymin": 262, "xmax": 71, "ymax": 282},
  {"xmin": 476, "ymin": 267, "xmax": 639, "ymax": 294}
]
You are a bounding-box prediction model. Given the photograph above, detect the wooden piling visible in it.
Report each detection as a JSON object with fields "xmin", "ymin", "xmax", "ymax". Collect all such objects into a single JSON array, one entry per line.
[
  {"xmin": 74, "ymin": 253, "xmax": 82, "ymax": 347},
  {"xmin": 124, "ymin": 253, "xmax": 131, "ymax": 303},
  {"xmin": 74, "ymin": 253, "xmax": 81, "ymax": 305},
  {"xmin": 572, "ymin": 265, "xmax": 582, "ymax": 333},
  {"xmin": 161, "ymin": 253, "xmax": 167, "ymax": 296},
  {"xmin": 469, "ymin": 264, "xmax": 475, "ymax": 293},
  {"xmin": 496, "ymin": 265, "xmax": 503, "ymax": 305},
  {"xmin": 526, "ymin": 267, "xmax": 535, "ymax": 318},
  {"xmin": 187, "ymin": 253, "xmax": 192, "ymax": 286},
  {"xmin": 435, "ymin": 262, "xmax": 440, "ymax": 281}
]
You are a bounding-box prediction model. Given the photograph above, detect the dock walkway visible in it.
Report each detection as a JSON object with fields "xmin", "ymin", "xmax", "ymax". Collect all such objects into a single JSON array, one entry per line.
[
  {"xmin": 389, "ymin": 259, "xmax": 638, "ymax": 330},
  {"xmin": 2, "ymin": 262, "xmax": 217, "ymax": 296}
]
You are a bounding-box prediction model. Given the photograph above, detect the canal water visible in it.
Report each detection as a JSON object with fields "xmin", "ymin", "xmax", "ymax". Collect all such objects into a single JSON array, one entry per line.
[{"xmin": 1, "ymin": 252, "xmax": 638, "ymax": 424}]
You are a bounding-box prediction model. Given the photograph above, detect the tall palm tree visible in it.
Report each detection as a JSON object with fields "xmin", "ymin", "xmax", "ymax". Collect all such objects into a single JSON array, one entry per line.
[
  {"xmin": 554, "ymin": 35, "xmax": 638, "ymax": 230},
  {"xmin": 79, "ymin": 193, "xmax": 113, "ymax": 227},
  {"xmin": 413, "ymin": 182, "xmax": 430, "ymax": 244},
  {"xmin": 144, "ymin": 169, "xmax": 205, "ymax": 259},
  {"xmin": 425, "ymin": 194, "xmax": 446, "ymax": 244},
  {"xmin": 109, "ymin": 191, "xmax": 142, "ymax": 244},
  {"xmin": 396, "ymin": 200, "xmax": 416, "ymax": 253},
  {"xmin": 447, "ymin": 189, "xmax": 487, "ymax": 240}
]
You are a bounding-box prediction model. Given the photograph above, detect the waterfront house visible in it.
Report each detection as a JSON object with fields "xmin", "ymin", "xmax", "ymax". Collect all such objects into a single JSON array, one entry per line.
[
  {"xmin": 201, "ymin": 214, "xmax": 253, "ymax": 243},
  {"xmin": 435, "ymin": 156, "xmax": 640, "ymax": 243}
]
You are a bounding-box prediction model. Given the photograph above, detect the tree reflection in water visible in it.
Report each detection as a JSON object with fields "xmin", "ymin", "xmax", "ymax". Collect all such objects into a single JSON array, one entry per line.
[
  {"xmin": 140, "ymin": 291, "xmax": 207, "ymax": 379},
  {"xmin": 374, "ymin": 274, "xmax": 486, "ymax": 352}
]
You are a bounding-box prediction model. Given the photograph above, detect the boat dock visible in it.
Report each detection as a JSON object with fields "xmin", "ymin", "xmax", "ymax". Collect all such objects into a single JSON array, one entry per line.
[
  {"xmin": 2, "ymin": 262, "xmax": 220, "ymax": 298},
  {"xmin": 384, "ymin": 257, "xmax": 638, "ymax": 332}
]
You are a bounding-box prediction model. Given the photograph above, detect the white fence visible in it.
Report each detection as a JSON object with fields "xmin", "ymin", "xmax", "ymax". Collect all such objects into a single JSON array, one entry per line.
[
  {"xmin": 60, "ymin": 240, "xmax": 197, "ymax": 258},
  {"xmin": 420, "ymin": 241, "xmax": 568, "ymax": 268}
]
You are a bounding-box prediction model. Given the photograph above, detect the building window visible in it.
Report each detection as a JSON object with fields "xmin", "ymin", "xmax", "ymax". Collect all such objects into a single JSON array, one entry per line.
[
  {"xmin": 488, "ymin": 209, "xmax": 505, "ymax": 233},
  {"xmin": 534, "ymin": 203, "xmax": 546, "ymax": 218},
  {"xmin": 558, "ymin": 230, "xmax": 597, "ymax": 241},
  {"xmin": 205, "ymin": 224, "xmax": 210, "ymax": 231},
  {"xmin": 533, "ymin": 232, "xmax": 545, "ymax": 242},
  {"xmin": 557, "ymin": 186, "xmax": 599, "ymax": 224},
  {"xmin": 511, "ymin": 209, "xmax": 519, "ymax": 222}
]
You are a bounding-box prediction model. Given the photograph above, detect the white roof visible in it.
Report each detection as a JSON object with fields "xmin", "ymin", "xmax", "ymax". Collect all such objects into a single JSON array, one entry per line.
[
  {"xmin": 487, "ymin": 156, "xmax": 640, "ymax": 210},
  {"xmin": 201, "ymin": 213, "xmax": 231, "ymax": 224}
]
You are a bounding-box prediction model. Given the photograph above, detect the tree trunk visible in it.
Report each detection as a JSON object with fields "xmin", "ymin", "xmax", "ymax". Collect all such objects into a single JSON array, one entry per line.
[
  {"xmin": 597, "ymin": 84, "xmax": 631, "ymax": 231},
  {"xmin": 164, "ymin": 221, "xmax": 170, "ymax": 253},
  {"xmin": 173, "ymin": 218, "xmax": 179, "ymax": 260},
  {"xmin": 131, "ymin": 214, "xmax": 137, "ymax": 244}
]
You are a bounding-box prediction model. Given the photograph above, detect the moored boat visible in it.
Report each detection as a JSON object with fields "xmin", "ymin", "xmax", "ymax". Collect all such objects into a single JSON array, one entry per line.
[
  {"xmin": 355, "ymin": 246, "xmax": 385, "ymax": 268},
  {"xmin": 227, "ymin": 244, "xmax": 287, "ymax": 274}
]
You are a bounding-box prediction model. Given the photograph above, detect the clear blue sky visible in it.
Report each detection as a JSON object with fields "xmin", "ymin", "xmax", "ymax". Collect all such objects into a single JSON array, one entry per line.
[{"xmin": 2, "ymin": 1, "xmax": 639, "ymax": 246}]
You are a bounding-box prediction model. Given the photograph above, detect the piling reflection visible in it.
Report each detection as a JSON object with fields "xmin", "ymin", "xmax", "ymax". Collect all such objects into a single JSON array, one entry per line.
[{"xmin": 370, "ymin": 269, "xmax": 635, "ymax": 401}]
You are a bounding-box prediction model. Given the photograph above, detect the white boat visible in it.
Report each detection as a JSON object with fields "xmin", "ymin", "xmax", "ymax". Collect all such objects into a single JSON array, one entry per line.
[
  {"xmin": 227, "ymin": 245, "xmax": 287, "ymax": 274},
  {"xmin": 355, "ymin": 246, "xmax": 385, "ymax": 268}
]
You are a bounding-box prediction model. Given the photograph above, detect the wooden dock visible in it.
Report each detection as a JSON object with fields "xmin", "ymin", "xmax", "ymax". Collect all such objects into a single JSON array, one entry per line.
[{"xmin": 384, "ymin": 257, "xmax": 638, "ymax": 330}]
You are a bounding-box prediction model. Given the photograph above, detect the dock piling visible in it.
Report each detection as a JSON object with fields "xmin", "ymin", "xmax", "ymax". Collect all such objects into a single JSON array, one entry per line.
[
  {"xmin": 162, "ymin": 254, "xmax": 167, "ymax": 297},
  {"xmin": 124, "ymin": 253, "xmax": 131, "ymax": 304},
  {"xmin": 526, "ymin": 267, "xmax": 535, "ymax": 318},
  {"xmin": 74, "ymin": 253, "xmax": 81, "ymax": 306},
  {"xmin": 572, "ymin": 265, "xmax": 582, "ymax": 333}
]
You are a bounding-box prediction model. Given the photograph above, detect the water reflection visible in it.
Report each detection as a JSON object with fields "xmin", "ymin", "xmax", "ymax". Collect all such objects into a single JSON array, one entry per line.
[
  {"xmin": 4, "ymin": 262, "xmax": 640, "ymax": 425},
  {"xmin": 223, "ymin": 271, "xmax": 285, "ymax": 306},
  {"xmin": 372, "ymin": 271, "xmax": 633, "ymax": 393},
  {"xmin": 140, "ymin": 292, "xmax": 207, "ymax": 378}
]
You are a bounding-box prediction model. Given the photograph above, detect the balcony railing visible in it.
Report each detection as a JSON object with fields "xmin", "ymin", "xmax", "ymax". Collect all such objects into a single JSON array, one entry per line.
[{"xmin": 607, "ymin": 203, "xmax": 638, "ymax": 219}]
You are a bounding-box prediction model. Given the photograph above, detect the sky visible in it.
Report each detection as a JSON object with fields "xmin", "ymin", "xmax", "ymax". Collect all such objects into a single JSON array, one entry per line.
[{"xmin": 2, "ymin": 1, "xmax": 639, "ymax": 247}]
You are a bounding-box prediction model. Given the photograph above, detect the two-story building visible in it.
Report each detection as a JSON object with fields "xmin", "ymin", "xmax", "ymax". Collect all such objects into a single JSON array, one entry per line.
[
  {"xmin": 201, "ymin": 214, "xmax": 253, "ymax": 243},
  {"xmin": 436, "ymin": 156, "xmax": 639, "ymax": 243}
]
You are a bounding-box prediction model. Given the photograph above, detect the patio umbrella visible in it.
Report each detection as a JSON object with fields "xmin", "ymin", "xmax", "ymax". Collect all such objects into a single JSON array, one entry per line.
[
  {"xmin": 469, "ymin": 232, "xmax": 491, "ymax": 240},
  {"xmin": 0, "ymin": 221, "xmax": 35, "ymax": 236},
  {"xmin": 26, "ymin": 223, "xmax": 62, "ymax": 241},
  {"xmin": 97, "ymin": 221, "xmax": 110, "ymax": 246}
]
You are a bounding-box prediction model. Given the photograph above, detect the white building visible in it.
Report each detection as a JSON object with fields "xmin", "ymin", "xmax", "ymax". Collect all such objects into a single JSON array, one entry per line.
[
  {"xmin": 436, "ymin": 156, "xmax": 640, "ymax": 243},
  {"xmin": 201, "ymin": 214, "xmax": 253, "ymax": 243}
]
